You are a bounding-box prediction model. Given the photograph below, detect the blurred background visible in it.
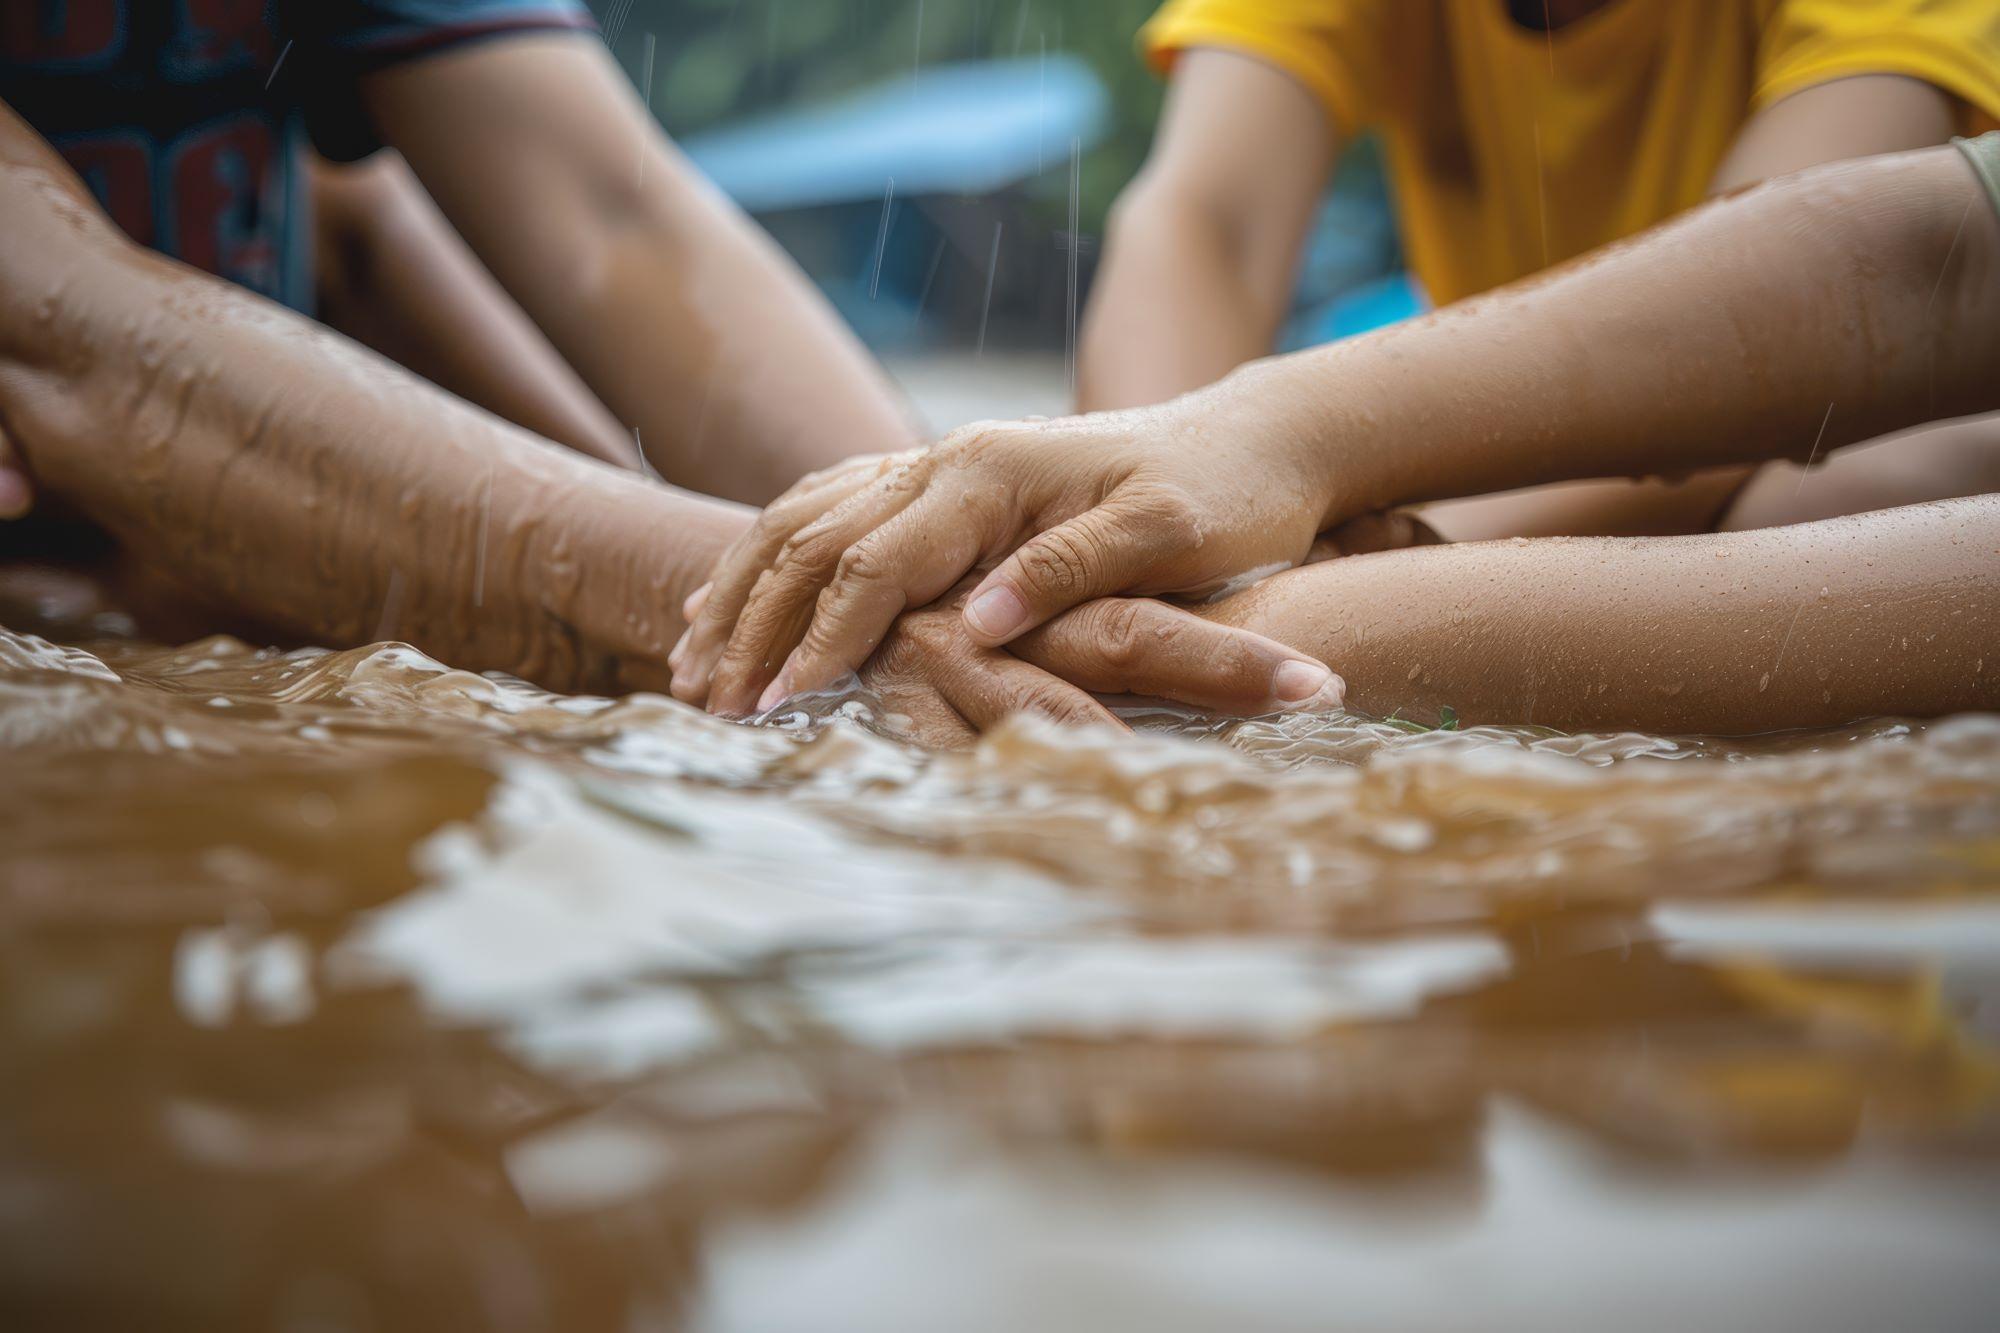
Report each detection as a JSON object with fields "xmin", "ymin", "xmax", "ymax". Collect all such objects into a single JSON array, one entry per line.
[{"xmin": 585, "ymin": 0, "xmax": 1414, "ymax": 427}]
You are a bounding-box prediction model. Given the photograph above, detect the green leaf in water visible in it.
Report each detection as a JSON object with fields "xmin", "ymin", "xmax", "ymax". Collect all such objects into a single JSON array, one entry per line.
[{"xmin": 1380, "ymin": 705, "xmax": 1461, "ymax": 734}]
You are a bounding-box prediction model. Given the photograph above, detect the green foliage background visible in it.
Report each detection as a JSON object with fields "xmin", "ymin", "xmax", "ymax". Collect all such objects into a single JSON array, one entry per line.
[{"xmin": 588, "ymin": 0, "xmax": 1168, "ymax": 230}]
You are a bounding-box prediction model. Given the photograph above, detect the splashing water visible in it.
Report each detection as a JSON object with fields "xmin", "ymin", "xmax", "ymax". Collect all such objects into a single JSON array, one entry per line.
[{"xmin": 4, "ymin": 584, "xmax": 1998, "ymax": 1328}]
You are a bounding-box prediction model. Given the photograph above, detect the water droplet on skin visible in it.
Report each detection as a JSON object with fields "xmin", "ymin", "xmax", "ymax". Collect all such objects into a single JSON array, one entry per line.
[
  {"xmin": 1758, "ymin": 673, "xmax": 1771, "ymax": 693},
  {"xmin": 1407, "ymin": 663, "xmax": 1423, "ymax": 681}
]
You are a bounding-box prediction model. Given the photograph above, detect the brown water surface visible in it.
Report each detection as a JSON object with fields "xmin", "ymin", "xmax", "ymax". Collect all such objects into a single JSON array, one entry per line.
[{"xmin": 3, "ymin": 570, "xmax": 1998, "ymax": 1331}]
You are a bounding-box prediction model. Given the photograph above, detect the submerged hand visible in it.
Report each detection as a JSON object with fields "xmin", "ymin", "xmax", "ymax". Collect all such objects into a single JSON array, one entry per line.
[
  {"xmin": 671, "ymin": 364, "xmax": 1366, "ymax": 716},
  {"xmin": 853, "ymin": 580, "xmax": 1345, "ymax": 749}
]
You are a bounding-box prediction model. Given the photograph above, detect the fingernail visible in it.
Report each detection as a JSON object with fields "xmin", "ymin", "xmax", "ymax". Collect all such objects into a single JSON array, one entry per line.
[
  {"xmin": 755, "ymin": 672, "xmax": 790, "ymax": 714},
  {"xmin": 964, "ymin": 585, "xmax": 1027, "ymax": 640},
  {"xmin": 1272, "ymin": 660, "xmax": 1337, "ymax": 706}
]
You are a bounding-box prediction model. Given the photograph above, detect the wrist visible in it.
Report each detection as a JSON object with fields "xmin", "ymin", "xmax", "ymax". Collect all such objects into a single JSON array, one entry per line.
[
  {"xmin": 1205, "ymin": 348, "xmax": 1410, "ymax": 533},
  {"xmin": 534, "ymin": 477, "xmax": 750, "ymax": 687}
]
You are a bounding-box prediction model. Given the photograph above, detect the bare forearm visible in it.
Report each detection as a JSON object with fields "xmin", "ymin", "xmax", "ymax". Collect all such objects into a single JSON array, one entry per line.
[
  {"xmin": 1215, "ymin": 496, "xmax": 2000, "ymax": 734},
  {"xmin": 1080, "ymin": 50, "xmax": 1337, "ymax": 413},
  {"xmin": 563, "ymin": 184, "xmax": 917, "ymax": 501},
  {"xmin": 367, "ymin": 36, "xmax": 918, "ymax": 506},
  {"xmin": 1078, "ymin": 192, "xmax": 1285, "ymax": 411},
  {"xmin": 0, "ymin": 146, "xmax": 750, "ymax": 692},
  {"xmin": 1270, "ymin": 146, "xmax": 2000, "ymax": 523},
  {"xmin": 312, "ymin": 154, "xmax": 640, "ymax": 470}
]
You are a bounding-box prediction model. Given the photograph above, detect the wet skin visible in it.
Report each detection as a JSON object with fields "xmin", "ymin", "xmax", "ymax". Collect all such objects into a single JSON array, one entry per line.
[
  {"xmin": 2, "ymin": 95, "xmax": 1993, "ymax": 742},
  {"xmin": 671, "ymin": 144, "xmax": 2000, "ymax": 733}
]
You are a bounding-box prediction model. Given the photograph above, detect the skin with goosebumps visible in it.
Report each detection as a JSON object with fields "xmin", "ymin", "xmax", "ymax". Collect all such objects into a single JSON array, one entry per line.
[
  {"xmin": 0, "ymin": 101, "xmax": 1338, "ymax": 736},
  {"xmin": 669, "ymin": 143, "xmax": 2000, "ymax": 731}
]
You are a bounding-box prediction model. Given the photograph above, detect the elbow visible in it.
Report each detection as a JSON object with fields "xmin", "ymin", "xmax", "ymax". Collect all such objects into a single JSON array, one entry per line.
[{"xmin": 1106, "ymin": 172, "xmax": 1227, "ymax": 257}]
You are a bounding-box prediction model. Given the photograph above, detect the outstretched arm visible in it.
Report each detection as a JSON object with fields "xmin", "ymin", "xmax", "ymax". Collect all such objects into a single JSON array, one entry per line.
[
  {"xmin": 360, "ymin": 34, "xmax": 921, "ymax": 505},
  {"xmin": 671, "ymin": 140, "xmax": 2000, "ymax": 713},
  {"xmin": 0, "ymin": 98, "xmax": 747, "ymax": 694},
  {"xmin": 0, "ymin": 98, "xmax": 1323, "ymax": 731},
  {"xmin": 1207, "ymin": 495, "xmax": 2000, "ymax": 734}
]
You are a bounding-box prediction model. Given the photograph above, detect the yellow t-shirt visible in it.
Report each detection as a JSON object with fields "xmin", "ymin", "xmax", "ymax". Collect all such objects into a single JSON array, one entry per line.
[{"xmin": 1142, "ymin": 0, "xmax": 2000, "ymax": 306}]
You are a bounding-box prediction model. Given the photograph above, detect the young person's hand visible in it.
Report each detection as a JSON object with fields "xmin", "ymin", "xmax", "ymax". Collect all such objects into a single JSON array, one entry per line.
[
  {"xmin": 668, "ymin": 363, "xmax": 1380, "ymax": 716},
  {"xmin": 849, "ymin": 578, "xmax": 1345, "ymax": 748}
]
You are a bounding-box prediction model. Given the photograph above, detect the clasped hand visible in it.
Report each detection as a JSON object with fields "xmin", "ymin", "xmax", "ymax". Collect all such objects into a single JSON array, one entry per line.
[{"xmin": 669, "ymin": 371, "xmax": 1407, "ymax": 741}]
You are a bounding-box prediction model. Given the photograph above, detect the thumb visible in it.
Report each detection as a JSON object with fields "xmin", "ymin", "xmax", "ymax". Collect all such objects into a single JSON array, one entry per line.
[{"xmin": 962, "ymin": 496, "xmax": 1187, "ymax": 646}]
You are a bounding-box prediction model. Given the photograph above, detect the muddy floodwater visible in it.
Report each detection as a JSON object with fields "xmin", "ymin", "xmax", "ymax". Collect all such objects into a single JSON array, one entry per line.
[{"xmin": 3, "ymin": 571, "xmax": 1999, "ymax": 1332}]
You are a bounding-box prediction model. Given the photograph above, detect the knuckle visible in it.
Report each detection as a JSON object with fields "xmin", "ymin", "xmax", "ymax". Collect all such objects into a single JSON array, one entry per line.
[
  {"xmin": 1087, "ymin": 599, "xmax": 1154, "ymax": 672},
  {"xmin": 712, "ymin": 635, "xmax": 779, "ymax": 691},
  {"xmin": 1019, "ymin": 525, "xmax": 1107, "ymax": 595},
  {"xmin": 774, "ymin": 525, "xmax": 818, "ymax": 564},
  {"xmin": 939, "ymin": 422, "xmax": 1015, "ymax": 466},
  {"xmin": 775, "ymin": 528, "xmax": 844, "ymax": 579},
  {"xmin": 1123, "ymin": 484, "xmax": 1201, "ymax": 547},
  {"xmin": 756, "ymin": 515, "xmax": 807, "ymax": 559},
  {"xmin": 1016, "ymin": 683, "xmax": 1094, "ymax": 726},
  {"xmin": 871, "ymin": 628, "xmax": 918, "ymax": 676},
  {"xmin": 752, "ymin": 502, "xmax": 805, "ymax": 547},
  {"xmin": 832, "ymin": 537, "xmax": 892, "ymax": 589}
]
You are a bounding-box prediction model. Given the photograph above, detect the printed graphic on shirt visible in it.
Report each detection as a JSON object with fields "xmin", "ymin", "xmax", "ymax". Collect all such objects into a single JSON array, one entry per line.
[{"xmin": 0, "ymin": 0, "xmax": 590, "ymax": 309}]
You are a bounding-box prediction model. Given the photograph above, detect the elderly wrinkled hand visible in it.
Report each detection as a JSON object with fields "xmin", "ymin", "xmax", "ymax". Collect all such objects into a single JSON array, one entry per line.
[{"xmin": 667, "ymin": 365, "xmax": 1372, "ymax": 717}]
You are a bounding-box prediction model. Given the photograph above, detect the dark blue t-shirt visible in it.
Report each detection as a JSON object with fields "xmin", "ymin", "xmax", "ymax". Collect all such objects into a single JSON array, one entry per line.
[{"xmin": 0, "ymin": 1, "xmax": 594, "ymax": 310}]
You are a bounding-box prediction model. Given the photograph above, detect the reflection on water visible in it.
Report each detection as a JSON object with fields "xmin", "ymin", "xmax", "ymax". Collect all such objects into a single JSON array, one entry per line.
[{"xmin": 3, "ymin": 580, "xmax": 1999, "ymax": 1330}]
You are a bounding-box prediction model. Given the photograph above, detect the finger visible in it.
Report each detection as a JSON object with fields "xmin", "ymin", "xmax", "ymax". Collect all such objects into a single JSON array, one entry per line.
[
  {"xmin": 961, "ymin": 491, "xmax": 1193, "ymax": 647},
  {"xmin": 757, "ymin": 496, "xmax": 990, "ymax": 709},
  {"xmin": 868, "ymin": 680, "xmax": 978, "ymax": 749},
  {"xmin": 682, "ymin": 582, "xmax": 711, "ymax": 623},
  {"xmin": 1013, "ymin": 598, "xmax": 1344, "ymax": 715},
  {"xmin": 668, "ymin": 468, "xmax": 879, "ymax": 705},
  {"xmin": 0, "ymin": 422, "xmax": 30, "ymax": 520},
  {"xmin": 705, "ymin": 471, "xmax": 942, "ymax": 715},
  {"xmin": 931, "ymin": 647, "xmax": 1128, "ymax": 735},
  {"xmin": 667, "ymin": 582, "xmax": 712, "ymax": 674}
]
